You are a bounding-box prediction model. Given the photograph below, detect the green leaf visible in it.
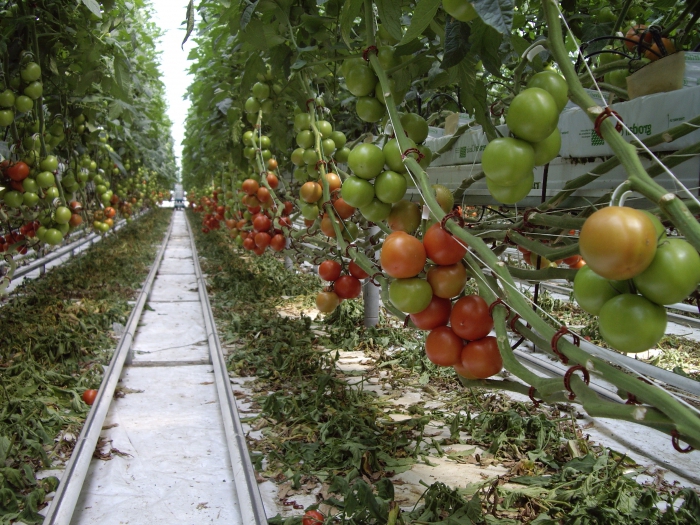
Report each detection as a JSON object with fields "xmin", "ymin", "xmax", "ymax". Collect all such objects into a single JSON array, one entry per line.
[
  {"xmin": 398, "ymin": 0, "xmax": 441, "ymax": 46},
  {"xmin": 0, "ymin": 436, "xmax": 10, "ymax": 465},
  {"xmin": 240, "ymin": 53, "xmax": 266, "ymax": 101},
  {"xmin": 182, "ymin": 0, "xmax": 195, "ymax": 48},
  {"xmin": 471, "ymin": 0, "xmax": 514, "ymax": 35},
  {"xmin": 376, "ymin": 0, "xmax": 403, "ymax": 42},
  {"xmin": 340, "ymin": 0, "xmax": 364, "ymax": 49},
  {"xmin": 470, "ymin": 19, "xmax": 503, "ymax": 77},
  {"xmin": 241, "ymin": 0, "xmax": 260, "ymax": 30},
  {"xmin": 80, "ymin": 0, "xmax": 102, "ymax": 18},
  {"xmin": 443, "ymin": 17, "xmax": 471, "ymax": 69}
]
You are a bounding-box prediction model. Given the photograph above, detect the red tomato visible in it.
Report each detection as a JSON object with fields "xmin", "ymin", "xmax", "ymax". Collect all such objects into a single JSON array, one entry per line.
[
  {"xmin": 460, "ymin": 336, "xmax": 502, "ymax": 379},
  {"xmin": 269, "ymin": 234, "xmax": 286, "ymax": 252},
  {"xmin": 348, "ymin": 261, "xmax": 369, "ymax": 280},
  {"xmin": 242, "ymin": 178, "xmax": 259, "ymax": 196},
  {"xmin": 332, "ymin": 197, "xmax": 356, "ymax": 219},
  {"xmin": 334, "ymin": 275, "xmax": 362, "ymax": 299},
  {"xmin": 409, "ymin": 295, "xmax": 452, "ymax": 330},
  {"xmin": 425, "ymin": 326, "xmax": 463, "ymax": 366},
  {"xmin": 5, "ymin": 161, "xmax": 30, "ymax": 182},
  {"xmin": 266, "ymin": 172, "xmax": 279, "ymax": 189},
  {"xmin": 450, "ymin": 295, "xmax": 493, "ymax": 341},
  {"xmin": 319, "ymin": 260, "xmax": 342, "ymax": 282},
  {"xmin": 422, "ymin": 223, "xmax": 467, "ymax": 265},
  {"xmin": 380, "ymin": 231, "xmax": 426, "ymax": 278},
  {"xmin": 243, "ymin": 237, "xmax": 255, "ymax": 250},
  {"xmin": 253, "ymin": 214, "xmax": 271, "ymax": 232},
  {"xmin": 254, "ymin": 232, "xmax": 271, "ymax": 249},
  {"xmin": 302, "ymin": 510, "xmax": 324, "ymax": 525},
  {"xmin": 82, "ymin": 389, "xmax": 98, "ymax": 405},
  {"xmin": 320, "ymin": 214, "xmax": 336, "ymax": 238}
]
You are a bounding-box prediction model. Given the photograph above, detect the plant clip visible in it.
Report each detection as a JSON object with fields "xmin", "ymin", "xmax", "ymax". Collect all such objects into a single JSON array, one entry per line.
[
  {"xmin": 369, "ymin": 271, "xmax": 383, "ymax": 286},
  {"xmin": 594, "ymin": 107, "xmax": 623, "ymax": 139},
  {"xmin": 671, "ymin": 430, "xmax": 694, "ymax": 453},
  {"xmin": 401, "ymin": 147, "xmax": 424, "ymax": 161},
  {"xmin": 362, "ymin": 45, "xmax": 379, "ymax": 61},
  {"xmin": 315, "ymin": 159, "xmax": 327, "ymax": 170},
  {"xmin": 305, "ymin": 98, "xmax": 316, "ymax": 111},
  {"xmin": 521, "ymin": 208, "xmax": 538, "ymax": 228},
  {"xmin": 489, "ymin": 100, "xmax": 504, "ymax": 117},
  {"xmin": 509, "ymin": 313, "xmax": 524, "ymax": 334},
  {"xmin": 488, "ymin": 297, "xmax": 511, "ymax": 319},
  {"xmin": 563, "ymin": 365, "xmax": 590, "ymax": 400},
  {"xmin": 440, "ymin": 209, "xmax": 465, "ymax": 231},
  {"xmin": 551, "ymin": 325, "xmax": 579, "ymax": 364},
  {"xmin": 528, "ymin": 386, "xmax": 542, "ymax": 407}
]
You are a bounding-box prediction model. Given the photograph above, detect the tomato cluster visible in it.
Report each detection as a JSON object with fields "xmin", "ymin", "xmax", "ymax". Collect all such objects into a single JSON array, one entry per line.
[
  {"xmin": 315, "ymin": 259, "xmax": 369, "ymax": 313},
  {"xmin": 483, "ymin": 71, "xmax": 568, "ymax": 204},
  {"xmin": 574, "ymin": 207, "xmax": 700, "ymax": 353}
]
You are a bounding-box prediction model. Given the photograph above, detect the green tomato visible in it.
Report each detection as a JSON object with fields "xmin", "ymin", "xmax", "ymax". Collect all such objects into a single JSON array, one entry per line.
[
  {"xmin": 374, "ymin": 170, "xmax": 407, "ymax": 204},
  {"xmin": 486, "ymin": 170, "xmax": 534, "ymax": 204},
  {"xmin": 0, "ymin": 89, "xmax": 15, "ymax": 107},
  {"xmin": 387, "ymin": 200, "xmax": 421, "ymax": 233},
  {"xmin": 383, "ymin": 137, "xmax": 417, "ymax": 174},
  {"xmin": 360, "ymin": 198, "xmax": 392, "ymax": 222},
  {"xmin": 389, "ymin": 278, "xmax": 433, "ymax": 313},
  {"xmin": 294, "ymin": 113, "xmax": 311, "ymax": 131},
  {"xmin": 3, "ymin": 190, "xmax": 23, "ymax": 208},
  {"xmin": 44, "ymin": 186, "xmax": 59, "ymax": 200},
  {"xmin": 291, "ymin": 147, "xmax": 305, "ymax": 166},
  {"xmin": 44, "ymin": 228, "xmax": 64, "ymax": 246},
  {"xmin": 342, "ymin": 221, "xmax": 360, "ymax": 242},
  {"xmin": 261, "ymin": 149, "xmax": 272, "ymax": 161},
  {"xmin": 56, "ymin": 222, "xmax": 70, "ymax": 235},
  {"xmin": 22, "ymin": 178, "xmax": 38, "ymax": 193},
  {"xmin": 330, "ymin": 130, "xmax": 347, "ymax": 148},
  {"xmin": 633, "ymin": 239, "xmax": 700, "ymax": 305},
  {"xmin": 531, "ymin": 128, "xmax": 561, "ymax": 166},
  {"xmin": 40, "ymin": 155, "xmax": 59, "ymax": 172},
  {"xmin": 598, "ymin": 294, "xmax": 667, "ymax": 353},
  {"xmin": 345, "ymin": 63, "xmax": 377, "ymax": 97},
  {"xmin": 296, "ymin": 130, "xmax": 314, "ymax": 149},
  {"xmin": 321, "ymin": 138, "xmax": 336, "ymax": 155},
  {"xmin": 596, "ymin": 6, "xmax": 617, "ymax": 23},
  {"xmin": 417, "ymin": 144, "xmax": 433, "ymax": 170},
  {"xmin": 348, "ymin": 143, "xmax": 386, "ymax": 180},
  {"xmin": 244, "ymin": 97, "xmax": 260, "ymax": 113},
  {"xmin": 482, "ymin": 137, "xmax": 535, "ymax": 186},
  {"xmin": 252, "ymin": 82, "xmax": 270, "ymax": 101},
  {"xmin": 335, "ymin": 147, "xmax": 351, "ymax": 163},
  {"xmin": 442, "ymin": 0, "xmax": 478, "ymax": 22},
  {"xmin": 23, "ymin": 81, "xmax": 43, "ymax": 100},
  {"xmin": 242, "ymin": 130, "xmax": 254, "ymax": 146},
  {"xmin": 23, "ymin": 192, "xmax": 39, "ymax": 206},
  {"xmin": 377, "ymin": 46, "xmax": 401, "ymax": 70},
  {"xmin": 400, "ymin": 113, "xmax": 429, "ymax": 144},
  {"xmin": 316, "ymin": 120, "xmax": 333, "ymax": 138},
  {"xmin": 356, "ymin": 96, "xmax": 386, "ymax": 123},
  {"xmin": 36, "ymin": 171, "xmax": 56, "ymax": 188},
  {"xmin": 506, "ymin": 87, "xmax": 559, "ymax": 143},
  {"xmin": 341, "ymin": 176, "xmax": 375, "ymax": 208},
  {"xmin": 303, "ymin": 148, "xmax": 319, "ymax": 165},
  {"xmin": 259, "ymin": 135, "xmax": 271, "ymax": 149},
  {"xmin": 54, "ymin": 206, "xmax": 72, "ymax": 224},
  {"xmin": 432, "ymin": 184, "xmax": 454, "ymax": 213},
  {"xmin": 641, "ymin": 211, "xmax": 666, "ymax": 243},
  {"xmin": 21, "ymin": 62, "xmax": 42, "ymax": 82},
  {"xmin": 526, "ymin": 71, "xmax": 569, "ymax": 113},
  {"xmin": 14, "ymin": 95, "xmax": 33, "ymax": 113},
  {"xmin": 300, "ymin": 203, "xmax": 320, "ymax": 220},
  {"xmin": 573, "ymin": 264, "xmax": 628, "ymax": 315},
  {"xmin": 604, "ymin": 69, "xmax": 629, "ymax": 89},
  {"xmin": 0, "ymin": 109, "xmax": 13, "ymax": 127}
]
